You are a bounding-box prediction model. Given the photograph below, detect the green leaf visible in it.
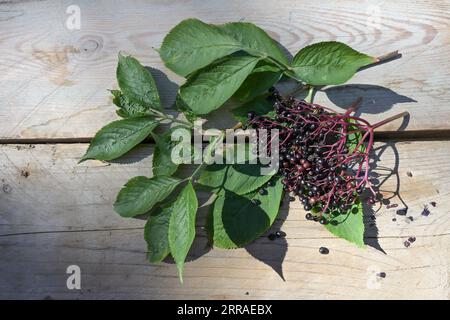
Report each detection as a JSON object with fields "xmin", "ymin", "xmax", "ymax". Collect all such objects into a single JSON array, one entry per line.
[
  {"xmin": 111, "ymin": 90, "xmax": 154, "ymax": 118},
  {"xmin": 292, "ymin": 41, "xmax": 375, "ymax": 85},
  {"xmin": 159, "ymin": 19, "xmax": 288, "ymax": 77},
  {"xmin": 114, "ymin": 176, "xmax": 181, "ymax": 217},
  {"xmin": 198, "ymin": 163, "xmax": 274, "ymax": 195},
  {"xmin": 179, "ymin": 55, "xmax": 260, "ymax": 115},
  {"xmin": 175, "ymin": 94, "xmax": 198, "ymax": 123},
  {"xmin": 234, "ymin": 70, "xmax": 282, "ymax": 102},
  {"xmin": 168, "ymin": 182, "xmax": 198, "ymax": 283},
  {"xmin": 346, "ymin": 119, "xmax": 366, "ymax": 153},
  {"xmin": 218, "ymin": 22, "xmax": 289, "ymax": 66},
  {"xmin": 207, "ymin": 177, "xmax": 283, "ymax": 248},
  {"xmin": 117, "ymin": 53, "xmax": 161, "ymax": 109},
  {"xmin": 252, "ymin": 63, "xmax": 281, "ymax": 73},
  {"xmin": 80, "ymin": 117, "xmax": 158, "ymax": 162},
  {"xmin": 325, "ymin": 198, "xmax": 365, "ymax": 247},
  {"xmin": 159, "ymin": 19, "xmax": 241, "ymax": 77},
  {"xmin": 222, "ymin": 143, "xmax": 258, "ymax": 164},
  {"xmin": 151, "ymin": 130, "xmax": 181, "ymax": 177},
  {"xmin": 231, "ymin": 95, "xmax": 275, "ymax": 123},
  {"xmin": 144, "ymin": 204, "xmax": 172, "ymax": 263}
]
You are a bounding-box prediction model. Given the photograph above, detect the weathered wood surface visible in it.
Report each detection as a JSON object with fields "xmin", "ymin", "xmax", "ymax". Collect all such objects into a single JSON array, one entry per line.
[
  {"xmin": 1, "ymin": 141, "xmax": 449, "ymax": 299},
  {"xmin": 1, "ymin": 0, "xmax": 450, "ymax": 139}
]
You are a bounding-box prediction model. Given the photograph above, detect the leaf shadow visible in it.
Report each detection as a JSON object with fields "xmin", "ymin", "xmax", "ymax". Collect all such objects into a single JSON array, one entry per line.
[
  {"xmin": 233, "ymin": 164, "xmax": 267, "ymax": 177},
  {"xmin": 362, "ymin": 194, "xmax": 385, "ymax": 254},
  {"xmin": 273, "ymin": 39, "xmax": 294, "ymax": 62},
  {"xmin": 245, "ymin": 201, "xmax": 288, "ymax": 281},
  {"xmin": 144, "ymin": 66, "xmax": 179, "ymax": 108},
  {"xmin": 109, "ymin": 143, "xmax": 154, "ymax": 165},
  {"xmin": 324, "ymin": 84, "xmax": 416, "ymax": 115}
]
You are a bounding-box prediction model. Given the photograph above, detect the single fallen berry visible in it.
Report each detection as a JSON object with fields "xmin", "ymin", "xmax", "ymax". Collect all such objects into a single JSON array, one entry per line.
[
  {"xmin": 404, "ymin": 241, "xmax": 410, "ymax": 248},
  {"xmin": 319, "ymin": 247, "xmax": 329, "ymax": 254},
  {"xmin": 377, "ymin": 272, "xmax": 387, "ymax": 278},
  {"xmin": 408, "ymin": 236, "xmax": 416, "ymax": 243},
  {"xmin": 430, "ymin": 201, "xmax": 437, "ymax": 207},
  {"xmin": 275, "ymin": 231, "xmax": 286, "ymax": 238},
  {"xmin": 396, "ymin": 208, "xmax": 408, "ymax": 216}
]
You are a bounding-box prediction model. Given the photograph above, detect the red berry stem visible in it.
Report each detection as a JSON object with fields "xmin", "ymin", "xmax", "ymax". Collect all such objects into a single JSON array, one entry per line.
[{"xmin": 371, "ymin": 111, "xmax": 409, "ymax": 130}]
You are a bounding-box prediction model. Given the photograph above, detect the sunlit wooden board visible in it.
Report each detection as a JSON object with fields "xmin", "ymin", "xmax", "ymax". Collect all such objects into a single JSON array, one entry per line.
[
  {"xmin": 0, "ymin": 141, "xmax": 448, "ymax": 299},
  {"xmin": 0, "ymin": 0, "xmax": 449, "ymax": 139}
]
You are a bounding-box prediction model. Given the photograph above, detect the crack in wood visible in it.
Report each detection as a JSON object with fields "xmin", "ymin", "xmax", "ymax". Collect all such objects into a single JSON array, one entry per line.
[{"xmin": 0, "ymin": 227, "xmax": 144, "ymax": 237}]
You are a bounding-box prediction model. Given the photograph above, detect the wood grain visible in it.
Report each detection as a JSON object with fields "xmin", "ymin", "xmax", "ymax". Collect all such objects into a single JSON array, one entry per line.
[
  {"xmin": 0, "ymin": 0, "xmax": 449, "ymax": 139},
  {"xmin": 0, "ymin": 141, "xmax": 449, "ymax": 299}
]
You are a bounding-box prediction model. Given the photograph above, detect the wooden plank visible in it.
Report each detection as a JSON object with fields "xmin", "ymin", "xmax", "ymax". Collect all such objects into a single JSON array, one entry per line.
[
  {"xmin": 1, "ymin": 0, "xmax": 449, "ymax": 139},
  {"xmin": 0, "ymin": 141, "xmax": 449, "ymax": 299}
]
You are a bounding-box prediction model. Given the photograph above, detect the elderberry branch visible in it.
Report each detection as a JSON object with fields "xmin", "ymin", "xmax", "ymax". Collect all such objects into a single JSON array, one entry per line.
[{"xmin": 246, "ymin": 89, "xmax": 408, "ymax": 223}]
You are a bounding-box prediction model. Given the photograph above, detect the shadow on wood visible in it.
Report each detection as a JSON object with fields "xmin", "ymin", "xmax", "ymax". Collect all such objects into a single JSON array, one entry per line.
[
  {"xmin": 325, "ymin": 84, "xmax": 416, "ymax": 115},
  {"xmin": 246, "ymin": 204, "xmax": 289, "ymax": 281},
  {"xmin": 145, "ymin": 66, "xmax": 179, "ymax": 108},
  {"xmin": 363, "ymin": 141, "xmax": 409, "ymax": 253}
]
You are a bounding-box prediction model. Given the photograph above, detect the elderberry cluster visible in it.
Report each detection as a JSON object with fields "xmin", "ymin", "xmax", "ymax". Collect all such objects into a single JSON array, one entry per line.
[{"xmin": 247, "ymin": 89, "xmax": 372, "ymax": 223}]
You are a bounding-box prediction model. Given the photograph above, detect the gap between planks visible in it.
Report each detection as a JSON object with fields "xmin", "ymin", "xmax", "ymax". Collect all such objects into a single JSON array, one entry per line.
[{"xmin": 3, "ymin": 129, "xmax": 450, "ymax": 145}]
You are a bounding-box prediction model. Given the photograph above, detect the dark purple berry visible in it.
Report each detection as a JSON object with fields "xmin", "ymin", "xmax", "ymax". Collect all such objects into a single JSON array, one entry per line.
[
  {"xmin": 275, "ymin": 231, "xmax": 286, "ymax": 238},
  {"xmin": 421, "ymin": 207, "xmax": 430, "ymax": 216},
  {"xmin": 268, "ymin": 233, "xmax": 276, "ymax": 241},
  {"xmin": 251, "ymin": 199, "xmax": 261, "ymax": 206}
]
